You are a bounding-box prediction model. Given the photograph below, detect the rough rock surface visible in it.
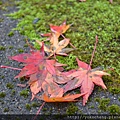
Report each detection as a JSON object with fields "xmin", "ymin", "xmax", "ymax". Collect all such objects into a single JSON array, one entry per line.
[{"xmin": 0, "ymin": 0, "xmax": 120, "ymax": 118}]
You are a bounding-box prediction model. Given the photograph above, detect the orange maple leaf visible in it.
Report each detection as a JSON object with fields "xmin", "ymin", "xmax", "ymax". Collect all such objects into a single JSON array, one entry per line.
[
  {"xmin": 30, "ymin": 80, "xmax": 41, "ymax": 101},
  {"xmin": 36, "ymin": 37, "xmax": 73, "ymax": 58},
  {"xmin": 63, "ymin": 58, "xmax": 110, "ymax": 105},
  {"xmin": 41, "ymin": 21, "xmax": 71, "ymax": 39},
  {"xmin": 42, "ymin": 73, "xmax": 64, "ymax": 98},
  {"xmin": 38, "ymin": 93, "xmax": 86, "ymax": 102}
]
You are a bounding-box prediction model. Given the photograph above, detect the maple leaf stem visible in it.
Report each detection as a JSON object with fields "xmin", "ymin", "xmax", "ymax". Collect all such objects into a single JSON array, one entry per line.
[
  {"xmin": 69, "ymin": 42, "xmax": 76, "ymax": 49},
  {"xmin": 0, "ymin": 65, "xmax": 22, "ymax": 71},
  {"xmin": 61, "ymin": 34, "xmax": 66, "ymax": 39},
  {"xmin": 53, "ymin": 53, "xmax": 58, "ymax": 61},
  {"xmin": 33, "ymin": 102, "xmax": 45, "ymax": 120},
  {"xmin": 88, "ymin": 35, "xmax": 98, "ymax": 70},
  {"xmin": 25, "ymin": 38, "xmax": 35, "ymax": 50},
  {"xmin": 103, "ymin": 67, "xmax": 114, "ymax": 72},
  {"xmin": 61, "ymin": 34, "xmax": 76, "ymax": 49}
]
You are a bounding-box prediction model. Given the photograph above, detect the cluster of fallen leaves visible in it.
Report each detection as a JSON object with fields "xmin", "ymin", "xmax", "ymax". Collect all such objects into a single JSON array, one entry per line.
[
  {"xmin": 1, "ymin": 21, "xmax": 111, "ymax": 112},
  {"xmin": 36, "ymin": 21, "xmax": 75, "ymax": 58}
]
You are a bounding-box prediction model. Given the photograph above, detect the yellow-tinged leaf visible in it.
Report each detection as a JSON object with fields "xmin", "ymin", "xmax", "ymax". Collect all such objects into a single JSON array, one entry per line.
[
  {"xmin": 90, "ymin": 71, "xmax": 110, "ymax": 76},
  {"xmin": 36, "ymin": 40, "xmax": 52, "ymax": 53},
  {"xmin": 41, "ymin": 93, "xmax": 86, "ymax": 102},
  {"xmin": 30, "ymin": 81, "xmax": 41, "ymax": 100},
  {"xmin": 56, "ymin": 38, "xmax": 70, "ymax": 53}
]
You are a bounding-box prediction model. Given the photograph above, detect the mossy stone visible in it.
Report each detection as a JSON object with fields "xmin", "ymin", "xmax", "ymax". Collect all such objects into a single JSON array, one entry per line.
[
  {"xmin": 0, "ymin": 92, "xmax": 6, "ymax": 98},
  {"xmin": 6, "ymin": 83, "xmax": 14, "ymax": 89},
  {"xmin": 8, "ymin": 31, "xmax": 14, "ymax": 37},
  {"xmin": 108, "ymin": 104, "xmax": 120, "ymax": 114},
  {"xmin": 66, "ymin": 103, "xmax": 78, "ymax": 115},
  {"xmin": 20, "ymin": 89, "xmax": 29, "ymax": 98},
  {"xmin": 3, "ymin": 108, "xmax": 9, "ymax": 112},
  {"xmin": 98, "ymin": 98, "xmax": 110, "ymax": 111},
  {"xmin": 26, "ymin": 103, "xmax": 31, "ymax": 110},
  {"xmin": 0, "ymin": 46, "xmax": 6, "ymax": 51}
]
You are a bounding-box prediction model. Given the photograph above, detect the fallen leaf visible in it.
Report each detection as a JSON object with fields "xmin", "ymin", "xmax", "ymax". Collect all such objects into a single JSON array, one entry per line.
[
  {"xmin": 41, "ymin": 21, "xmax": 71, "ymax": 39},
  {"xmin": 30, "ymin": 80, "xmax": 41, "ymax": 101},
  {"xmin": 36, "ymin": 37, "xmax": 73, "ymax": 58},
  {"xmin": 109, "ymin": 0, "xmax": 113, "ymax": 4},
  {"xmin": 63, "ymin": 58, "xmax": 110, "ymax": 105},
  {"xmin": 79, "ymin": 0, "xmax": 86, "ymax": 2},
  {"xmin": 42, "ymin": 73, "xmax": 64, "ymax": 97},
  {"xmin": 39, "ymin": 93, "xmax": 86, "ymax": 102},
  {"xmin": 39, "ymin": 21, "xmax": 75, "ymax": 58},
  {"xmin": 7, "ymin": 43, "xmax": 68, "ymax": 100}
]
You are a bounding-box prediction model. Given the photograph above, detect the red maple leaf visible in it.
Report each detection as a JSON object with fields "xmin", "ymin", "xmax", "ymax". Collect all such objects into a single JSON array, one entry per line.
[
  {"xmin": 40, "ymin": 21, "xmax": 76, "ymax": 57},
  {"xmin": 6, "ymin": 43, "xmax": 69, "ymax": 100},
  {"xmin": 63, "ymin": 36, "xmax": 110, "ymax": 105},
  {"xmin": 41, "ymin": 21, "xmax": 71, "ymax": 39},
  {"xmin": 63, "ymin": 58, "xmax": 110, "ymax": 105}
]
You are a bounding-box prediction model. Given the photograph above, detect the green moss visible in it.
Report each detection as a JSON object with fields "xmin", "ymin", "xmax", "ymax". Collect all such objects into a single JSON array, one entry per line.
[
  {"xmin": 18, "ymin": 48, "xmax": 24, "ymax": 53},
  {"xmin": 11, "ymin": 90, "xmax": 16, "ymax": 95},
  {"xmin": 56, "ymin": 53, "xmax": 77, "ymax": 70},
  {"xmin": 89, "ymin": 105, "xmax": 95, "ymax": 109},
  {"xmin": 0, "ymin": 75, "xmax": 5, "ymax": 79},
  {"xmin": 94, "ymin": 97, "xmax": 100, "ymax": 102},
  {"xmin": 118, "ymin": 97, "xmax": 120, "ymax": 101},
  {"xmin": 74, "ymin": 88, "xmax": 80, "ymax": 94},
  {"xmin": 38, "ymin": 117, "xmax": 44, "ymax": 120},
  {"xmin": 98, "ymin": 110, "xmax": 102, "ymax": 114},
  {"xmin": 1, "ymin": 6, "xmax": 7, "ymax": 11},
  {"xmin": 0, "ymin": 45, "xmax": 6, "ymax": 51},
  {"xmin": 3, "ymin": 108, "xmax": 9, "ymax": 112},
  {"xmin": 0, "ymin": 0, "xmax": 17, "ymax": 11},
  {"xmin": 8, "ymin": 46, "xmax": 14, "ymax": 49},
  {"xmin": 53, "ymin": 114, "xmax": 61, "ymax": 119},
  {"xmin": 6, "ymin": 83, "xmax": 14, "ymax": 89},
  {"xmin": 66, "ymin": 103, "xmax": 78, "ymax": 115},
  {"xmin": 24, "ymin": 44, "xmax": 28, "ymax": 47},
  {"xmin": 26, "ymin": 103, "xmax": 31, "ymax": 110},
  {"xmin": 98, "ymin": 98, "xmax": 110, "ymax": 111},
  {"xmin": 1, "ymin": 101, "xmax": 4, "ymax": 104},
  {"xmin": 109, "ymin": 87, "xmax": 120, "ymax": 94},
  {"xmin": 3, "ymin": 1, "xmax": 120, "ymax": 114},
  {"xmin": 42, "ymin": 107, "xmax": 47, "ymax": 112},
  {"xmin": 78, "ymin": 110, "xmax": 83, "ymax": 114},
  {"xmin": 8, "ymin": 0, "xmax": 120, "ymax": 91},
  {"xmin": 8, "ymin": 31, "xmax": 14, "ymax": 37},
  {"xmin": 5, "ymin": 61, "xmax": 10, "ymax": 65},
  {"xmin": 108, "ymin": 104, "xmax": 120, "ymax": 114},
  {"xmin": 20, "ymin": 89, "xmax": 29, "ymax": 98},
  {"xmin": 0, "ymin": 92, "xmax": 6, "ymax": 98},
  {"xmin": 0, "ymin": 18, "xmax": 3, "ymax": 22},
  {"xmin": 0, "ymin": 1, "xmax": 3, "ymax": 5},
  {"xmin": 19, "ymin": 77, "xmax": 26, "ymax": 82},
  {"xmin": 0, "ymin": 1, "xmax": 8, "ymax": 11},
  {"xmin": 32, "ymin": 102, "xmax": 41, "ymax": 107}
]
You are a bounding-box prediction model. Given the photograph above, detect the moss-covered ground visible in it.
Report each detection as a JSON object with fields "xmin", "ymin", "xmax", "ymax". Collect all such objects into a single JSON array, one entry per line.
[
  {"xmin": 8, "ymin": 0, "xmax": 120, "ymax": 94},
  {"xmin": 0, "ymin": 0, "xmax": 120, "ymax": 115}
]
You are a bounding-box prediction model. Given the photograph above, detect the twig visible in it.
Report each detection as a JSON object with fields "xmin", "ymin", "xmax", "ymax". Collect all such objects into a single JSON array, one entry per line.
[
  {"xmin": 32, "ymin": 102, "xmax": 45, "ymax": 120},
  {"xmin": 88, "ymin": 35, "xmax": 98, "ymax": 70},
  {"xmin": 25, "ymin": 38, "xmax": 35, "ymax": 50},
  {"xmin": 0, "ymin": 65, "xmax": 22, "ymax": 71},
  {"xmin": 69, "ymin": 42, "xmax": 76, "ymax": 49},
  {"xmin": 61, "ymin": 34, "xmax": 76, "ymax": 49}
]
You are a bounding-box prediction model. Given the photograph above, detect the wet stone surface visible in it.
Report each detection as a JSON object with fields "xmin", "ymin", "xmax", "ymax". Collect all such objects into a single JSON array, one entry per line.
[{"xmin": 0, "ymin": 0, "xmax": 120, "ymax": 116}]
